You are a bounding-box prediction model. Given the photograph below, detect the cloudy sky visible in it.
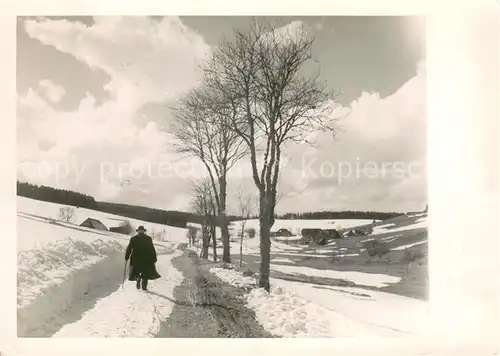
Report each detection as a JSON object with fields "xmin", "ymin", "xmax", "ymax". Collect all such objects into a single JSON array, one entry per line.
[{"xmin": 17, "ymin": 16, "xmax": 426, "ymax": 214}]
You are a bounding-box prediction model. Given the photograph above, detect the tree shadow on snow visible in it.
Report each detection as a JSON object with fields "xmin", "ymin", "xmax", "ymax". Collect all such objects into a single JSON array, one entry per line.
[{"xmin": 145, "ymin": 290, "xmax": 192, "ymax": 306}]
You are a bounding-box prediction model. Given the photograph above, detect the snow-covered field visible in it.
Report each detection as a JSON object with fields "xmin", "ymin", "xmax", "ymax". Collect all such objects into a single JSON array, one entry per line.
[
  {"xmin": 274, "ymin": 235, "xmax": 303, "ymax": 242},
  {"xmin": 207, "ymin": 212, "xmax": 429, "ymax": 337},
  {"xmin": 205, "ymin": 228, "xmax": 307, "ymax": 261},
  {"xmin": 18, "ymin": 196, "xmax": 188, "ymax": 246},
  {"xmin": 210, "ymin": 267, "xmax": 427, "ymax": 337},
  {"xmin": 17, "ymin": 196, "xmax": 188, "ymax": 311},
  {"xmin": 370, "ymin": 216, "xmax": 428, "ymax": 236},
  {"xmin": 270, "ymin": 264, "xmax": 401, "ymax": 288}
]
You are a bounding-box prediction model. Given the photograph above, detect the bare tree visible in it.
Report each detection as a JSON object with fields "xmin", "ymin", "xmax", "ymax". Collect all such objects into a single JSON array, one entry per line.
[
  {"xmin": 234, "ymin": 188, "xmax": 257, "ymax": 267},
  {"xmin": 190, "ymin": 179, "xmax": 218, "ymax": 260},
  {"xmin": 171, "ymin": 86, "xmax": 247, "ymax": 263},
  {"xmin": 203, "ymin": 20, "xmax": 339, "ymax": 290},
  {"xmin": 58, "ymin": 207, "xmax": 75, "ymax": 223}
]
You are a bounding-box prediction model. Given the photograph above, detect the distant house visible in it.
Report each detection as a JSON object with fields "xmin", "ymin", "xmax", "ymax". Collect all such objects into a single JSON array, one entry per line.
[
  {"xmin": 322, "ymin": 229, "xmax": 342, "ymax": 239},
  {"xmin": 299, "ymin": 228, "xmax": 341, "ymax": 245},
  {"xmin": 80, "ymin": 218, "xmax": 108, "ymax": 231},
  {"xmin": 301, "ymin": 228, "xmax": 322, "ymax": 238}
]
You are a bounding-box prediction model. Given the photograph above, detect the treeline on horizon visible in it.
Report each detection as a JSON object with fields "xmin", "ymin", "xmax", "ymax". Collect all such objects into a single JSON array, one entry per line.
[
  {"xmin": 17, "ymin": 181, "xmax": 98, "ymax": 209},
  {"xmin": 276, "ymin": 211, "xmax": 401, "ymax": 221},
  {"xmin": 17, "ymin": 181, "xmax": 405, "ymax": 227}
]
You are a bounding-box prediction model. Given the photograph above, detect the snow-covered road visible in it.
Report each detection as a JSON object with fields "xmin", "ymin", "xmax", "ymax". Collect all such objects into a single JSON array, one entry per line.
[{"xmin": 53, "ymin": 250, "xmax": 184, "ymax": 337}]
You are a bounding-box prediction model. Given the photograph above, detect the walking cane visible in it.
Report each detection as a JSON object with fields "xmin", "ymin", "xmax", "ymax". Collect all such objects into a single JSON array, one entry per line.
[{"xmin": 122, "ymin": 259, "xmax": 128, "ymax": 289}]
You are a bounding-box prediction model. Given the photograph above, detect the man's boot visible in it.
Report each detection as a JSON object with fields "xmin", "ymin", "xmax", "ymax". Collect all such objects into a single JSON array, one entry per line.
[
  {"xmin": 141, "ymin": 279, "xmax": 148, "ymax": 291},
  {"xmin": 136, "ymin": 278, "xmax": 141, "ymax": 290}
]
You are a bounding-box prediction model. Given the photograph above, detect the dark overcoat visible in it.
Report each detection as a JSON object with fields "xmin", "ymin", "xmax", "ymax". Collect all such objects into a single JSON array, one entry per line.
[{"xmin": 125, "ymin": 233, "xmax": 161, "ymax": 281}]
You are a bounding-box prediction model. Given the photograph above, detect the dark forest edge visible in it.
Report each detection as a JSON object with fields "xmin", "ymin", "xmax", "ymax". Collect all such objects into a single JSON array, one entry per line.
[{"xmin": 17, "ymin": 181, "xmax": 403, "ymax": 227}]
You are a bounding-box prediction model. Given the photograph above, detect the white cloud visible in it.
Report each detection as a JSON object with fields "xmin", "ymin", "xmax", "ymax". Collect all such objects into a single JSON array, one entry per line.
[
  {"xmin": 17, "ymin": 16, "xmax": 211, "ymax": 208},
  {"xmin": 276, "ymin": 60, "xmax": 427, "ymax": 212},
  {"xmin": 38, "ymin": 79, "xmax": 66, "ymax": 103},
  {"xmin": 24, "ymin": 16, "xmax": 210, "ymax": 108}
]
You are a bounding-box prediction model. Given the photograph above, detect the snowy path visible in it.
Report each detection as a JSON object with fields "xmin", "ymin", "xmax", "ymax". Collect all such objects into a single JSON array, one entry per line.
[{"xmin": 53, "ymin": 250, "xmax": 184, "ymax": 337}]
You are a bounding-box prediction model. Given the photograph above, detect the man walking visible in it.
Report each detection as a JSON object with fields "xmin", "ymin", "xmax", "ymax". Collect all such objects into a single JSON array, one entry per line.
[{"xmin": 125, "ymin": 225, "xmax": 161, "ymax": 290}]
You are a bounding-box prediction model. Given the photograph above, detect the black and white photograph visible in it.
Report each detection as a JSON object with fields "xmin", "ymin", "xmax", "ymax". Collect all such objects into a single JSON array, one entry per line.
[{"xmin": 16, "ymin": 15, "xmax": 428, "ymax": 338}]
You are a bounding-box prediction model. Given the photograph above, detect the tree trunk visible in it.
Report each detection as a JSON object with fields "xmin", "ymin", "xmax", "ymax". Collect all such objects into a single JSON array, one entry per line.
[
  {"xmin": 211, "ymin": 222, "xmax": 217, "ymax": 262},
  {"xmin": 239, "ymin": 223, "xmax": 245, "ymax": 267},
  {"xmin": 201, "ymin": 223, "xmax": 210, "ymax": 259},
  {"xmin": 258, "ymin": 194, "xmax": 272, "ymax": 292},
  {"xmin": 220, "ymin": 219, "xmax": 231, "ymax": 263},
  {"xmin": 219, "ymin": 178, "xmax": 231, "ymax": 263}
]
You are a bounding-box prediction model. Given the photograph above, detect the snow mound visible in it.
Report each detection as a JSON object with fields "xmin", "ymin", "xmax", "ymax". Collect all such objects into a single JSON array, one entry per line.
[
  {"xmin": 210, "ymin": 267, "xmax": 257, "ymax": 288},
  {"xmin": 18, "ymin": 237, "xmax": 125, "ymax": 309},
  {"xmin": 209, "ymin": 265, "xmax": 413, "ymax": 337},
  {"xmin": 246, "ymin": 285, "xmax": 403, "ymax": 337},
  {"xmin": 246, "ymin": 286, "xmax": 333, "ymax": 337}
]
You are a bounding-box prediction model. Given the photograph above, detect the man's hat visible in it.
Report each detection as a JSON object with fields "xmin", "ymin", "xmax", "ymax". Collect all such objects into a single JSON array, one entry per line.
[{"xmin": 136, "ymin": 225, "xmax": 147, "ymax": 232}]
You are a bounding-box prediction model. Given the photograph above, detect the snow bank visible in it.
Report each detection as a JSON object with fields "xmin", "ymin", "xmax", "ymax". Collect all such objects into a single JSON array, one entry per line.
[
  {"xmin": 210, "ymin": 266, "xmax": 409, "ymax": 337},
  {"xmin": 271, "ymin": 257, "xmax": 296, "ymax": 264},
  {"xmin": 246, "ymin": 286, "xmax": 336, "ymax": 337},
  {"xmin": 18, "ymin": 234, "xmax": 125, "ymax": 310},
  {"xmin": 271, "ymin": 264, "xmax": 401, "ymax": 288},
  {"xmin": 53, "ymin": 250, "xmax": 184, "ymax": 337},
  {"xmin": 271, "ymin": 278, "xmax": 428, "ymax": 335},
  {"xmin": 209, "ymin": 267, "xmax": 257, "ymax": 288},
  {"xmin": 18, "ymin": 251, "xmax": 126, "ymax": 336},
  {"xmin": 246, "ymin": 285, "xmax": 405, "ymax": 337}
]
